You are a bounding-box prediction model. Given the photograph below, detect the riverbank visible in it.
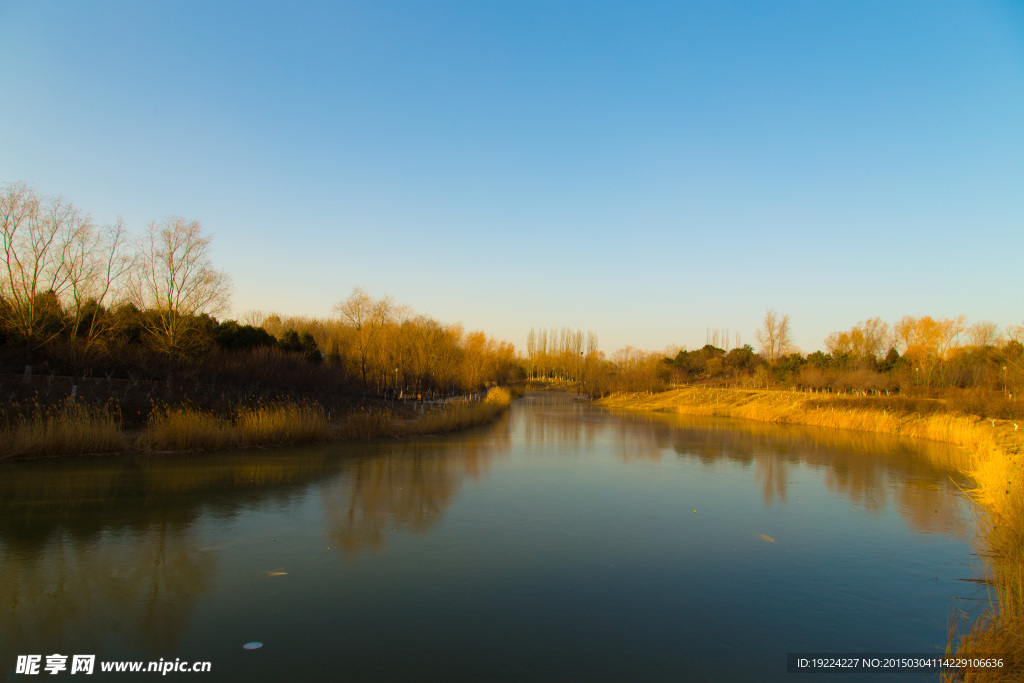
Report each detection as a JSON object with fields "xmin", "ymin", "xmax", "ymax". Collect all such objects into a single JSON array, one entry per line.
[
  {"xmin": 0, "ymin": 387, "xmax": 513, "ymax": 461},
  {"xmin": 595, "ymin": 387, "xmax": 1023, "ymax": 681}
]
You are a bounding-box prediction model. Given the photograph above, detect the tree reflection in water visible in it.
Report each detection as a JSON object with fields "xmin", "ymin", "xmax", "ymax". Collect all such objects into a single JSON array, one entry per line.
[
  {"xmin": 321, "ymin": 415, "xmax": 512, "ymax": 555},
  {"xmin": 0, "ymin": 395, "xmax": 970, "ymax": 674},
  {"xmin": 520, "ymin": 392, "xmax": 968, "ymax": 537},
  {"xmin": 0, "ymin": 450, "xmax": 344, "ymax": 658}
]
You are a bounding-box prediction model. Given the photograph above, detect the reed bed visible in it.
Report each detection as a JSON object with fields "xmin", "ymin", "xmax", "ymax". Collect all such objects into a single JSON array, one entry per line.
[
  {"xmin": 139, "ymin": 402, "xmax": 332, "ymax": 451},
  {"xmin": 336, "ymin": 386, "xmax": 513, "ymax": 440},
  {"xmin": 597, "ymin": 387, "xmax": 1024, "ymax": 679},
  {"xmin": 235, "ymin": 402, "xmax": 331, "ymax": 445},
  {"xmin": 0, "ymin": 388, "xmax": 512, "ymax": 458},
  {"xmin": 138, "ymin": 406, "xmax": 237, "ymax": 451},
  {"xmin": 485, "ymin": 386, "xmax": 512, "ymax": 407},
  {"xmin": 0, "ymin": 404, "xmax": 126, "ymax": 459},
  {"xmin": 0, "ymin": 400, "xmax": 334, "ymax": 457},
  {"xmin": 405, "ymin": 387, "xmax": 511, "ymax": 436}
]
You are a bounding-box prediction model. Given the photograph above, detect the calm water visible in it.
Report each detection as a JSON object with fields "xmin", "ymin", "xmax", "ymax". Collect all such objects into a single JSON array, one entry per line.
[{"xmin": 0, "ymin": 393, "xmax": 985, "ymax": 681}]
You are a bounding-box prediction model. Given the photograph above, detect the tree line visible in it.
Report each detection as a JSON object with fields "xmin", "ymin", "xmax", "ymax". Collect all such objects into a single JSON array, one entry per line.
[
  {"xmin": 251, "ymin": 287, "xmax": 519, "ymax": 398},
  {"xmin": 5, "ymin": 181, "xmax": 1020, "ymax": 411},
  {"xmin": 572, "ymin": 309, "xmax": 1024, "ymax": 403},
  {"xmin": 0, "ymin": 182, "xmax": 232, "ymax": 379},
  {"xmin": 0, "ymin": 182, "xmax": 518, "ymax": 407},
  {"xmin": 523, "ymin": 327, "xmax": 598, "ymax": 381}
]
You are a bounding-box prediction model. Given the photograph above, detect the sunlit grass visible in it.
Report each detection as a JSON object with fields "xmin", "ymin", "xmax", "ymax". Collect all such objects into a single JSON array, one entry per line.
[
  {"xmin": 484, "ymin": 386, "xmax": 512, "ymax": 407},
  {"xmin": 405, "ymin": 389, "xmax": 510, "ymax": 436},
  {"xmin": 235, "ymin": 402, "xmax": 331, "ymax": 445},
  {"xmin": 138, "ymin": 402, "xmax": 332, "ymax": 451},
  {"xmin": 0, "ymin": 388, "xmax": 514, "ymax": 457},
  {"xmin": 138, "ymin": 406, "xmax": 237, "ymax": 451},
  {"xmin": 338, "ymin": 387, "xmax": 513, "ymax": 440}
]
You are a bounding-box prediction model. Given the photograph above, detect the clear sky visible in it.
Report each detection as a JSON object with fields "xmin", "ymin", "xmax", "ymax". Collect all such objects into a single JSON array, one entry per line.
[{"xmin": 2, "ymin": 1, "xmax": 1022, "ymax": 355}]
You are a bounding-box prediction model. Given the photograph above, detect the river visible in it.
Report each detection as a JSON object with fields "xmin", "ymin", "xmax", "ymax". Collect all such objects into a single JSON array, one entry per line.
[{"xmin": 0, "ymin": 392, "xmax": 985, "ymax": 681}]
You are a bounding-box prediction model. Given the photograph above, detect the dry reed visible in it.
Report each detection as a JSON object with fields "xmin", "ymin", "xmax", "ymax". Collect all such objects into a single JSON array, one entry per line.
[
  {"xmin": 139, "ymin": 402, "xmax": 332, "ymax": 451},
  {"xmin": 337, "ymin": 387, "xmax": 512, "ymax": 440},
  {"xmin": 0, "ymin": 404, "xmax": 126, "ymax": 459},
  {"xmin": 235, "ymin": 402, "xmax": 331, "ymax": 445},
  {"xmin": 138, "ymin": 406, "xmax": 238, "ymax": 451},
  {"xmin": 0, "ymin": 389, "xmax": 512, "ymax": 457}
]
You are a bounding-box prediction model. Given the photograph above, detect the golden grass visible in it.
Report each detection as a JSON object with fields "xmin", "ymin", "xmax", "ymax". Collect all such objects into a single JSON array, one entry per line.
[
  {"xmin": 139, "ymin": 402, "xmax": 332, "ymax": 451},
  {"xmin": 597, "ymin": 387, "xmax": 1024, "ymax": 679},
  {"xmin": 235, "ymin": 402, "xmax": 331, "ymax": 445},
  {"xmin": 0, "ymin": 400, "xmax": 334, "ymax": 457},
  {"xmin": 0, "ymin": 404, "xmax": 126, "ymax": 459},
  {"xmin": 484, "ymin": 386, "xmax": 512, "ymax": 406},
  {"xmin": 337, "ymin": 387, "xmax": 513, "ymax": 440},
  {"xmin": 0, "ymin": 390, "xmax": 512, "ymax": 458},
  {"xmin": 404, "ymin": 394, "xmax": 509, "ymax": 436},
  {"xmin": 138, "ymin": 406, "xmax": 236, "ymax": 451}
]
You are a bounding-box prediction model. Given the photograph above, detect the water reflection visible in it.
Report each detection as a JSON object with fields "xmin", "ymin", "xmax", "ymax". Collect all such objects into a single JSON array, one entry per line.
[
  {"xmin": 322, "ymin": 414, "xmax": 512, "ymax": 554},
  {"xmin": 0, "ymin": 418, "xmax": 514, "ymax": 659},
  {"xmin": 521, "ymin": 392, "xmax": 968, "ymax": 536},
  {"xmin": 0, "ymin": 396, "xmax": 972, "ymax": 680},
  {"xmin": 0, "ymin": 521, "xmax": 216, "ymax": 658},
  {"xmin": 0, "ymin": 452, "xmax": 344, "ymax": 660},
  {"xmin": 0, "ymin": 452, "xmax": 343, "ymax": 550}
]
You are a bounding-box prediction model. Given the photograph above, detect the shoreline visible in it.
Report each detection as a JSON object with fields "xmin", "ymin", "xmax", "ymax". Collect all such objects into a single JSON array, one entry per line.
[
  {"xmin": 0, "ymin": 388, "xmax": 514, "ymax": 462},
  {"xmin": 594, "ymin": 386, "xmax": 1023, "ymax": 680}
]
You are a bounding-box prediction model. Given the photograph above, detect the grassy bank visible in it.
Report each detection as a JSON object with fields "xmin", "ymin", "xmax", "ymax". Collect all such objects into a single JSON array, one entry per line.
[
  {"xmin": 596, "ymin": 387, "xmax": 1023, "ymax": 681},
  {"xmin": 0, "ymin": 403, "xmax": 128, "ymax": 458},
  {"xmin": 337, "ymin": 386, "xmax": 512, "ymax": 439},
  {"xmin": 0, "ymin": 387, "xmax": 514, "ymax": 460},
  {"xmin": 137, "ymin": 401, "xmax": 334, "ymax": 451}
]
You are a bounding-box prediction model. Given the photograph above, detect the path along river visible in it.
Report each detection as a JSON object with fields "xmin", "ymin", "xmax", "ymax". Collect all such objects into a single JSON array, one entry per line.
[{"xmin": 0, "ymin": 392, "xmax": 986, "ymax": 681}]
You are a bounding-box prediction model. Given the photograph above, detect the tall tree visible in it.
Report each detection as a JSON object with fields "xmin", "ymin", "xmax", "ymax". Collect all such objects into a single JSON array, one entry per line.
[
  {"xmin": 824, "ymin": 317, "xmax": 890, "ymax": 364},
  {"xmin": 334, "ymin": 287, "xmax": 393, "ymax": 396},
  {"xmin": 63, "ymin": 218, "xmax": 135, "ymax": 381},
  {"xmin": 967, "ymin": 321, "xmax": 1000, "ymax": 347},
  {"xmin": 0, "ymin": 182, "xmax": 94, "ymax": 373},
  {"xmin": 754, "ymin": 309, "xmax": 792, "ymax": 363},
  {"xmin": 130, "ymin": 216, "xmax": 231, "ymax": 361},
  {"xmin": 892, "ymin": 315, "xmax": 967, "ymax": 387}
]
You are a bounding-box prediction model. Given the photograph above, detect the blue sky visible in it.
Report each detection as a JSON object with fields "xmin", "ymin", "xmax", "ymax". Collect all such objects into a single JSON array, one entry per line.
[{"xmin": 2, "ymin": 1, "xmax": 1022, "ymax": 354}]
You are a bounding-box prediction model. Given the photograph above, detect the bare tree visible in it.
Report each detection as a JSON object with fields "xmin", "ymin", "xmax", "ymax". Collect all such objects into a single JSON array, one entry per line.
[
  {"xmin": 967, "ymin": 321, "xmax": 1000, "ymax": 347},
  {"xmin": 754, "ymin": 309, "xmax": 792, "ymax": 363},
  {"xmin": 59, "ymin": 218, "xmax": 136, "ymax": 393},
  {"xmin": 130, "ymin": 216, "xmax": 231, "ymax": 361},
  {"xmin": 1008, "ymin": 323, "xmax": 1024, "ymax": 345},
  {"xmin": 66, "ymin": 218, "xmax": 133, "ymax": 332},
  {"xmin": 0, "ymin": 182, "xmax": 93, "ymax": 375}
]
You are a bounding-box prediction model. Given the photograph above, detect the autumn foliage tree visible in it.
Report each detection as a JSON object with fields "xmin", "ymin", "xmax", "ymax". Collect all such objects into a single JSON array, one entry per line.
[
  {"xmin": 824, "ymin": 317, "xmax": 890, "ymax": 366},
  {"xmin": 334, "ymin": 287, "xmax": 392, "ymax": 395},
  {"xmin": 891, "ymin": 315, "xmax": 966, "ymax": 387}
]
